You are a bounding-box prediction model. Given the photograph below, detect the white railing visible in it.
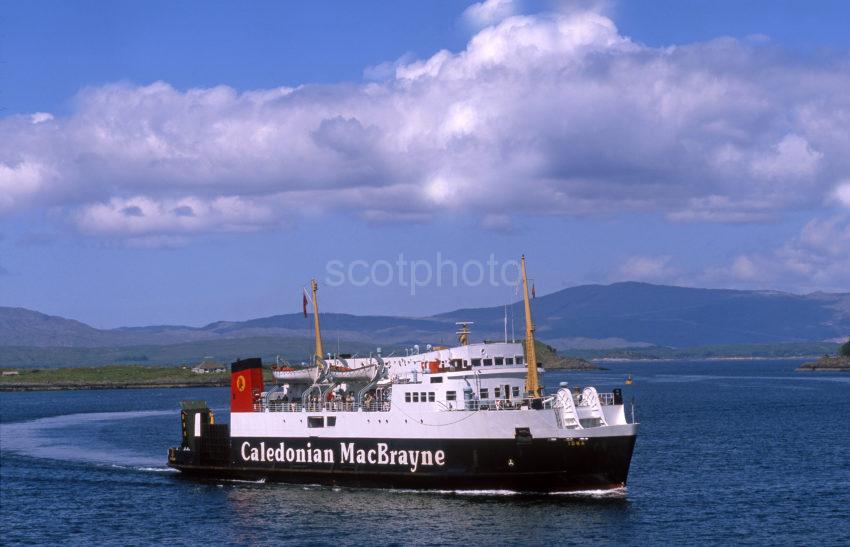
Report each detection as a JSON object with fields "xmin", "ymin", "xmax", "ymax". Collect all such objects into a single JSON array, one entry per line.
[{"xmin": 254, "ymin": 400, "xmax": 391, "ymax": 413}]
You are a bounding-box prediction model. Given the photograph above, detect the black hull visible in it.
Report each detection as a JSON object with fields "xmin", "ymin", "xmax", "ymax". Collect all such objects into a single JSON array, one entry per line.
[{"xmin": 169, "ymin": 435, "xmax": 636, "ymax": 493}]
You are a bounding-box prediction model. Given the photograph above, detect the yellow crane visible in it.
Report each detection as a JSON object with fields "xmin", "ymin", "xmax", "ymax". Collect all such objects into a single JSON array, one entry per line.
[
  {"xmin": 521, "ymin": 255, "xmax": 541, "ymax": 398},
  {"xmin": 311, "ymin": 279, "xmax": 324, "ymax": 364}
]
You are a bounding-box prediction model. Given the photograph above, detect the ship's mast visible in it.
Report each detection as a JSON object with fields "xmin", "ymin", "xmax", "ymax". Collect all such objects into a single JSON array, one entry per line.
[
  {"xmin": 311, "ymin": 279, "xmax": 324, "ymax": 363},
  {"xmin": 521, "ymin": 255, "xmax": 540, "ymax": 397}
]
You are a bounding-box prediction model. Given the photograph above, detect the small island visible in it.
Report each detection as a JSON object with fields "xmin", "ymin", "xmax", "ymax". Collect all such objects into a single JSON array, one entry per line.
[
  {"xmin": 529, "ymin": 341, "xmax": 600, "ymax": 371},
  {"xmin": 797, "ymin": 338, "xmax": 850, "ymax": 372}
]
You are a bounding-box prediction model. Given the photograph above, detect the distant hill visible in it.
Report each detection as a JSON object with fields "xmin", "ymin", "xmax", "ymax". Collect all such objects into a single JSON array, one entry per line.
[
  {"xmin": 437, "ymin": 282, "xmax": 850, "ymax": 348},
  {"xmin": 1, "ymin": 283, "xmax": 848, "ymax": 368}
]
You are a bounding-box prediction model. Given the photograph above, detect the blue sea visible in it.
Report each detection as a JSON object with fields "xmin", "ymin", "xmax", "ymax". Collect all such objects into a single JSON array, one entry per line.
[{"xmin": 2, "ymin": 360, "xmax": 849, "ymax": 546}]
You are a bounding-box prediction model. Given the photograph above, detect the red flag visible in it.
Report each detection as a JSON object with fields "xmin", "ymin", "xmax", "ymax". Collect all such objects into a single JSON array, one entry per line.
[
  {"xmin": 532, "ymin": 283, "xmax": 536, "ymax": 299},
  {"xmin": 302, "ymin": 289, "xmax": 309, "ymax": 318}
]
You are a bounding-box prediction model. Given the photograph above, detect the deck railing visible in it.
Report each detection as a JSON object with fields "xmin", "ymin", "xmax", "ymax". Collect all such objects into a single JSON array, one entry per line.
[
  {"xmin": 254, "ymin": 400, "xmax": 391, "ymax": 413},
  {"xmin": 251, "ymin": 392, "xmax": 616, "ymax": 413}
]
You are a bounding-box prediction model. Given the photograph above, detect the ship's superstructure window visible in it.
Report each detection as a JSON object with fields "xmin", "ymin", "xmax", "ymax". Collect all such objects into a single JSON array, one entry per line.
[
  {"xmin": 471, "ymin": 358, "xmax": 481, "ymax": 367},
  {"xmin": 446, "ymin": 391, "xmax": 457, "ymax": 401},
  {"xmin": 483, "ymin": 358, "xmax": 493, "ymax": 366},
  {"xmin": 495, "ymin": 357, "xmax": 504, "ymax": 366},
  {"xmin": 430, "ymin": 376, "xmax": 443, "ymax": 383},
  {"xmin": 480, "ymin": 388, "xmax": 489, "ymax": 399},
  {"xmin": 494, "ymin": 387, "xmax": 501, "ymax": 398},
  {"xmin": 512, "ymin": 386, "xmax": 520, "ymax": 397},
  {"xmin": 515, "ymin": 356, "xmax": 524, "ymax": 364},
  {"xmin": 505, "ymin": 357, "xmax": 514, "ymax": 365},
  {"xmin": 405, "ymin": 391, "xmax": 435, "ymax": 403},
  {"xmin": 308, "ymin": 416, "xmax": 324, "ymax": 428},
  {"xmin": 327, "ymin": 417, "xmax": 337, "ymax": 427}
]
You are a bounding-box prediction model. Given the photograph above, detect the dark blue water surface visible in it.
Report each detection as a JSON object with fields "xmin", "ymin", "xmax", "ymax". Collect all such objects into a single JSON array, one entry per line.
[{"xmin": 2, "ymin": 360, "xmax": 849, "ymax": 546}]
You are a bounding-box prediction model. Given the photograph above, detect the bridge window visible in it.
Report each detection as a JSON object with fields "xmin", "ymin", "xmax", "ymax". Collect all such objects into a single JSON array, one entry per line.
[
  {"xmin": 446, "ymin": 391, "xmax": 457, "ymax": 401},
  {"xmin": 495, "ymin": 357, "xmax": 504, "ymax": 366},
  {"xmin": 483, "ymin": 358, "xmax": 493, "ymax": 366}
]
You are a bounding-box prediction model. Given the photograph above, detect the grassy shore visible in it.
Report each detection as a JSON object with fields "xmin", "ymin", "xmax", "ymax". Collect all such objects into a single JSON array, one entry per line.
[{"xmin": 0, "ymin": 365, "xmax": 274, "ymax": 391}]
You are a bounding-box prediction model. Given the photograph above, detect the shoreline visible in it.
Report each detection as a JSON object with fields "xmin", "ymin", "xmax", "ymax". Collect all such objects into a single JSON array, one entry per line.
[
  {"xmin": 592, "ymin": 356, "xmax": 817, "ymax": 363},
  {"xmin": 795, "ymin": 356, "xmax": 850, "ymax": 372},
  {"xmin": 0, "ymin": 380, "xmax": 230, "ymax": 392}
]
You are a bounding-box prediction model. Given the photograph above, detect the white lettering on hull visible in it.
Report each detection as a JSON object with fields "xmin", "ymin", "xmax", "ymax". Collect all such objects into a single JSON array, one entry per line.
[
  {"xmin": 239, "ymin": 441, "xmax": 447, "ymax": 473},
  {"xmin": 337, "ymin": 442, "xmax": 446, "ymax": 473}
]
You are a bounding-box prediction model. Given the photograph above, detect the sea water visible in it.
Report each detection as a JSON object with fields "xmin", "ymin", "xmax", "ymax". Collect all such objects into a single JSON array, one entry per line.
[{"xmin": 1, "ymin": 360, "xmax": 848, "ymax": 545}]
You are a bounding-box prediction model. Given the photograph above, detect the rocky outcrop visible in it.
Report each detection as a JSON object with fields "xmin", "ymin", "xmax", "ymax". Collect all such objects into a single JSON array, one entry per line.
[{"xmin": 797, "ymin": 356, "xmax": 850, "ymax": 372}]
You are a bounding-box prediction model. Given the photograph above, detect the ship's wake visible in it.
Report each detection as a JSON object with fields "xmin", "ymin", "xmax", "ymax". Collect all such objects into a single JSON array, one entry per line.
[
  {"xmin": 0, "ymin": 410, "xmax": 172, "ymax": 469},
  {"xmin": 387, "ymin": 487, "xmax": 628, "ymax": 498}
]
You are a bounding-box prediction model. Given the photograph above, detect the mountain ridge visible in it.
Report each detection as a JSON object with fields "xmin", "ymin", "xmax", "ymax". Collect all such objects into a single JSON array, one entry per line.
[{"xmin": 2, "ymin": 282, "xmax": 848, "ymax": 350}]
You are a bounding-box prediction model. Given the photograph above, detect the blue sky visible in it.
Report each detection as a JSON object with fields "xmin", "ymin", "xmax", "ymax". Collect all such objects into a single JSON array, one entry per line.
[{"xmin": 1, "ymin": 0, "xmax": 849, "ymax": 327}]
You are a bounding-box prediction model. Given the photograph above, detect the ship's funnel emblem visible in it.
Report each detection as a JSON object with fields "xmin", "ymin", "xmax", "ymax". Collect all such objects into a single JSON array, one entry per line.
[{"xmin": 236, "ymin": 375, "xmax": 246, "ymax": 392}]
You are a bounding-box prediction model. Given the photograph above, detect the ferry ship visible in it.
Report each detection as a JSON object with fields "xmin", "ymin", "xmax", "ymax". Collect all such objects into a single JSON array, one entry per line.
[{"xmin": 167, "ymin": 257, "xmax": 638, "ymax": 492}]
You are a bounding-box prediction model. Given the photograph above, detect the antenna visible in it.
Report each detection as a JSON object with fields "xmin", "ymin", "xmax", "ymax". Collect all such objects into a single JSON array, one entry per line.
[{"xmin": 511, "ymin": 287, "xmax": 517, "ymax": 343}]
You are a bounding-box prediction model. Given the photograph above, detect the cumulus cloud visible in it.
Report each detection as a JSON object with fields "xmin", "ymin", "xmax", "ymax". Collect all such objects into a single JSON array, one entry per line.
[
  {"xmin": 462, "ymin": 0, "xmax": 517, "ymax": 29},
  {"xmin": 74, "ymin": 195, "xmax": 278, "ymax": 236},
  {"xmin": 2, "ymin": 8, "xmax": 850, "ymax": 243},
  {"xmin": 720, "ymin": 215, "xmax": 850, "ymax": 291},
  {"xmin": 833, "ymin": 181, "xmax": 850, "ymax": 208},
  {"xmin": 615, "ymin": 255, "xmax": 678, "ymax": 283}
]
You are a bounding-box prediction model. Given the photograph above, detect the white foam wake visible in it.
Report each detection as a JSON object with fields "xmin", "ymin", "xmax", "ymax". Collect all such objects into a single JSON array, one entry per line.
[
  {"xmin": 0, "ymin": 410, "xmax": 173, "ymax": 468},
  {"xmin": 387, "ymin": 487, "xmax": 627, "ymax": 498}
]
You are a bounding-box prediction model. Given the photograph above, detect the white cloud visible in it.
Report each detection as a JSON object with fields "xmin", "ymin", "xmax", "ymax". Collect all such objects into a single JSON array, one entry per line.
[
  {"xmin": 30, "ymin": 112, "xmax": 54, "ymax": 124},
  {"xmin": 615, "ymin": 255, "xmax": 678, "ymax": 282},
  {"xmin": 832, "ymin": 181, "xmax": 850, "ymax": 208},
  {"xmin": 750, "ymin": 134, "xmax": 823, "ymax": 181},
  {"xmin": 74, "ymin": 195, "xmax": 278, "ymax": 236},
  {"xmin": 0, "ymin": 161, "xmax": 53, "ymax": 213},
  {"xmin": 1, "ymin": 8, "xmax": 850, "ymax": 243},
  {"xmin": 720, "ymin": 215, "xmax": 850, "ymax": 290},
  {"xmin": 462, "ymin": 0, "xmax": 517, "ymax": 29}
]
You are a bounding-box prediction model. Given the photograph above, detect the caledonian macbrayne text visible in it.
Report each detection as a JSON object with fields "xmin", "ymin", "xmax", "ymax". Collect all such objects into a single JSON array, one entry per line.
[{"xmin": 240, "ymin": 441, "xmax": 446, "ymax": 473}]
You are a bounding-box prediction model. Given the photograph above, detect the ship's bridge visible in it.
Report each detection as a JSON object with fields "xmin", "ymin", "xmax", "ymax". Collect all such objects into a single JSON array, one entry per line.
[{"xmin": 378, "ymin": 341, "xmax": 527, "ymax": 376}]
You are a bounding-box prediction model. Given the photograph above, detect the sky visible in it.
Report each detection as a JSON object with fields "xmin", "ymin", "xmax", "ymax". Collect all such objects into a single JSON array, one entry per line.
[{"xmin": 1, "ymin": 0, "xmax": 849, "ymax": 328}]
